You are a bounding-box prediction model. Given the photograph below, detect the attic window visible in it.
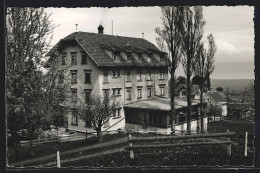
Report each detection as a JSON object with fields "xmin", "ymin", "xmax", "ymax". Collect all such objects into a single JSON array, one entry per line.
[
  {"xmin": 138, "ymin": 55, "xmax": 142, "ymax": 62},
  {"xmin": 160, "ymin": 56, "xmax": 165, "ymax": 62},
  {"xmin": 148, "ymin": 56, "xmax": 151, "ymax": 62},
  {"xmin": 127, "ymin": 53, "xmax": 131, "ymax": 62},
  {"xmin": 113, "ymin": 52, "xmax": 120, "ymax": 61}
]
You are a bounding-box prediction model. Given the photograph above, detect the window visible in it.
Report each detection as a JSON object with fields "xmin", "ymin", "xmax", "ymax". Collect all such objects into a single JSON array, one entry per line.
[
  {"xmin": 71, "ymin": 109, "xmax": 78, "ymax": 125},
  {"xmin": 62, "ymin": 53, "xmax": 67, "ymax": 65},
  {"xmin": 181, "ymin": 91, "xmax": 186, "ymax": 96},
  {"xmin": 112, "ymin": 71, "xmax": 120, "ymax": 78},
  {"xmin": 113, "ymin": 52, "xmax": 119, "ymax": 61},
  {"xmin": 71, "ymin": 52, "xmax": 77, "ymax": 65},
  {"xmin": 147, "ymin": 86, "xmax": 152, "ymax": 97},
  {"xmin": 113, "ymin": 109, "xmax": 121, "ymax": 118},
  {"xmin": 81, "ymin": 52, "xmax": 87, "ymax": 64},
  {"xmin": 159, "ymin": 85, "xmax": 165, "ymax": 96},
  {"xmin": 112, "ymin": 88, "xmax": 121, "ymax": 96},
  {"xmin": 147, "ymin": 56, "xmax": 151, "ymax": 62},
  {"xmin": 149, "ymin": 112, "xmax": 164, "ymax": 128},
  {"xmin": 138, "ymin": 55, "xmax": 142, "ymax": 62},
  {"xmin": 126, "ymin": 88, "xmax": 132, "ymax": 100},
  {"xmin": 71, "ymin": 70, "xmax": 77, "ymax": 83},
  {"xmin": 84, "ymin": 70, "xmax": 91, "ymax": 83},
  {"xmin": 127, "ymin": 53, "xmax": 131, "ymax": 61},
  {"xmin": 137, "ymin": 87, "xmax": 142, "ymax": 99},
  {"xmin": 159, "ymin": 71, "xmax": 165, "ymax": 80},
  {"xmin": 137, "ymin": 71, "xmax": 141, "ymax": 81},
  {"xmin": 103, "ymin": 72, "xmax": 109, "ymax": 83},
  {"xmin": 102, "ymin": 89, "xmax": 110, "ymax": 95},
  {"xmin": 160, "ymin": 56, "xmax": 165, "ymax": 62},
  {"xmin": 126, "ymin": 71, "xmax": 131, "ymax": 81},
  {"xmin": 71, "ymin": 88, "xmax": 77, "ymax": 102},
  {"xmin": 85, "ymin": 89, "xmax": 91, "ymax": 103},
  {"xmin": 147, "ymin": 71, "xmax": 151, "ymax": 81}
]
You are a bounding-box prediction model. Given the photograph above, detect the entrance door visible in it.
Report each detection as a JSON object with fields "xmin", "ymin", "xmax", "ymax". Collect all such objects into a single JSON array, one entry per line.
[{"xmin": 142, "ymin": 112, "xmax": 148, "ymax": 129}]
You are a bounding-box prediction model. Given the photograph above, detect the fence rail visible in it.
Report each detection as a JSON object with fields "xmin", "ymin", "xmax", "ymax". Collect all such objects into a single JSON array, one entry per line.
[
  {"xmin": 20, "ymin": 135, "xmax": 86, "ymax": 147},
  {"xmin": 129, "ymin": 132, "xmax": 236, "ymax": 142},
  {"xmin": 126, "ymin": 129, "xmax": 235, "ymax": 159}
]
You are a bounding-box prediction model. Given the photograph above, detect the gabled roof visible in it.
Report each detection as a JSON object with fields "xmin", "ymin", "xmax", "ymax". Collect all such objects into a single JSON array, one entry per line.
[
  {"xmin": 46, "ymin": 32, "xmax": 168, "ymax": 67},
  {"xmin": 175, "ymin": 84, "xmax": 200, "ymax": 96}
]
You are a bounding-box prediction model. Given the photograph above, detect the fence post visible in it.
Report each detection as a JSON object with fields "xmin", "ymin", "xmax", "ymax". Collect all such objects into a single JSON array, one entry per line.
[
  {"xmin": 129, "ymin": 134, "xmax": 134, "ymax": 159},
  {"xmin": 245, "ymin": 131, "xmax": 248, "ymax": 157},
  {"xmin": 226, "ymin": 129, "xmax": 231, "ymax": 156},
  {"xmin": 57, "ymin": 151, "xmax": 61, "ymax": 168}
]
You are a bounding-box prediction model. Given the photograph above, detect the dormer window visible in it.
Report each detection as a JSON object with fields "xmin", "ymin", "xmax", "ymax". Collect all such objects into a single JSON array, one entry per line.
[
  {"xmin": 113, "ymin": 52, "xmax": 119, "ymax": 61},
  {"xmin": 138, "ymin": 55, "xmax": 142, "ymax": 62},
  {"xmin": 160, "ymin": 56, "xmax": 165, "ymax": 62},
  {"xmin": 148, "ymin": 56, "xmax": 151, "ymax": 62},
  {"xmin": 127, "ymin": 53, "xmax": 131, "ymax": 62}
]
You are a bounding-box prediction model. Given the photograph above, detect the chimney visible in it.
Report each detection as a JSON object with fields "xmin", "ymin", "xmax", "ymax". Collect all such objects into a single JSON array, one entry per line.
[{"xmin": 98, "ymin": 25, "xmax": 104, "ymax": 34}]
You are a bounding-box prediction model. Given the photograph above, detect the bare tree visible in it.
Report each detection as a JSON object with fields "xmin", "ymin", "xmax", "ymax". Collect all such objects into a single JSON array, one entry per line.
[
  {"xmin": 179, "ymin": 6, "xmax": 206, "ymax": 134},
  {"xmin": 155, "ymin": 6, "xmax": 183, "ymax": 134},
  {"xmin": 76, "ymin": 92, "xmax": 119, "ymax": 142},
  {"xmin": 6, "ymin": 7, "xmax": 55, "ymax": 156}
]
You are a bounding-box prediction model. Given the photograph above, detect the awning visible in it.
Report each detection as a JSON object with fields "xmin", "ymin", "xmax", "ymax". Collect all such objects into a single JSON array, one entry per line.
[{"xmin": 124, "ymin": 97, "xmax": 200, "ymax": 111}]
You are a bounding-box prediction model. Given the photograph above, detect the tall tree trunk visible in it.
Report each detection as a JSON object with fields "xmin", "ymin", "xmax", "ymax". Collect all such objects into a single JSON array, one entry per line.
[
  {"xmin": 170, "ymin": 69, "xmax": 176, "ymax": 135},
  {"xmin": 186, "ymin": 58, "xmax": 192, "ymax": 135},
  {"xmin": 97, "ymin": 127, "xmax": 102, "ymax": 143},
  {"xmin": 199, "ymin": 86, "xmax": 204, "ymax": 133},
  {"xmin": 29, "ymin": 137, "xmax": 33, "ymax": 156}
]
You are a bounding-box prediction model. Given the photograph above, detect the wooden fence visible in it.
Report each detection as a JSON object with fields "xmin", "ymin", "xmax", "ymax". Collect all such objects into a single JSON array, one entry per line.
[
  {"xmin": 20, "ymin": 135, "xmax": 86, "ymax": 148},
  {"xmin": 125, "ymin": 129, "xmax": 235, "ymax": 158}
]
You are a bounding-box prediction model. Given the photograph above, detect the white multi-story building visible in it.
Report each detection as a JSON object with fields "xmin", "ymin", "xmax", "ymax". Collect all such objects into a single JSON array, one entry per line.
[{"xmin": 47, "ymin": 25, "xmax": 206, "ymax": 134}]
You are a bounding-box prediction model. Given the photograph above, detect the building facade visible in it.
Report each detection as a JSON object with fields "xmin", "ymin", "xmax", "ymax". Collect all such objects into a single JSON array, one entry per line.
[
  {"xmin": 47, "ymin": 26, "xmax": 207, "ymax": 135},
  {"xmin": 46, "ymin": 26, "xmax": 169, "ymax": 133}
]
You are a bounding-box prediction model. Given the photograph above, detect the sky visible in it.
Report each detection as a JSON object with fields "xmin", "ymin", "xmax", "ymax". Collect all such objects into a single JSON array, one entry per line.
[{"xmin": 45, "ymin": 6, "xmax": 254, "ymax": 79}]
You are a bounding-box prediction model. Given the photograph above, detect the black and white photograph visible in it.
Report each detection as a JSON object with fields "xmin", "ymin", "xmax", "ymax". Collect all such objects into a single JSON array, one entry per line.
[{"xmin": 6, "ymin": 5, "xmax": 255, "ymax": 168}]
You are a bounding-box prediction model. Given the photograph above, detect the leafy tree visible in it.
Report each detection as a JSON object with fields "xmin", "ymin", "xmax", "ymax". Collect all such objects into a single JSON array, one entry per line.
[
  {"xmin": 155, "ymin": 7, "xmax": 183, "ymax": 134},
  {"xmin": 193, "ymin": 34, "xmax": 216, "ymax": 132},
  {"xmin": 176, "ymin": 76, "xmax": 187, "ymax": 85},
  {"xmin": 76, "ymin": 92, "xmax": 119, "ymax": 142},
  {"xmin": 192, "ymin": 75, "xmax": 202, "ymax": 85},
  {"xmin": 206, "ymin": 105, "xmax": 222, "ymax": 121},
  {"xmin": 216, "ymin": 87, "xmax": 224, "ymax": 92},
  {"xmin": 204, "ymin": 34, "xmax": 216, "ymax": 91},
  {"xmin": 179, "ymin": 6, "xmax": 206, "ymax": 134},
  {"xmin": 6, "ymin": 7, "xmax": 55, "ymax": 156}
]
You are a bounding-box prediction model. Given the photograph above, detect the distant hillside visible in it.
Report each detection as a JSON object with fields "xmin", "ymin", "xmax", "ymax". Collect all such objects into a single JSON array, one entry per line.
[{"xmin": 211, "ymin": 79, "xmax": 253, "ymax": 92}]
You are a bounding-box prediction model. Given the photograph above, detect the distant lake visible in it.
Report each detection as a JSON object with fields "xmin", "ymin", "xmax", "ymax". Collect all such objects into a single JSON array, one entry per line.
[
  {"xmin": 211, "ymin": 73, "xmax": 254, "ymax": 80},
  {"xmin": 211, "ymin": 78, "xmax": 253, "ymax": 92}
]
